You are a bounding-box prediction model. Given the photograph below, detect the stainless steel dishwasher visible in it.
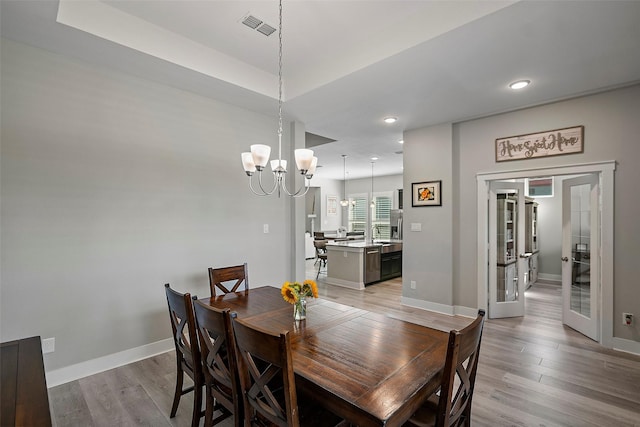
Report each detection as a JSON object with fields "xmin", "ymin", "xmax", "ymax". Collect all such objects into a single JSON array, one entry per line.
[{"xmin": 364, "ymin": 246, "xmax": 381, "ymax": 284}]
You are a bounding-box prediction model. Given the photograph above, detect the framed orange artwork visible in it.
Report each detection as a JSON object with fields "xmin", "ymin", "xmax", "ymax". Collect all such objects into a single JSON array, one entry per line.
[{"xmin": 412, "ymin": 180, "xmax": 441, "ymax": 207}]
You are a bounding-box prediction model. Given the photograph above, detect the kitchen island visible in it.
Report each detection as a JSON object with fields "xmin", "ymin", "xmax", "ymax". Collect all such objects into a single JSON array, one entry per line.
[{"xmin": 326, "ymin": 240, "xmax": 402, "ymax": 290}]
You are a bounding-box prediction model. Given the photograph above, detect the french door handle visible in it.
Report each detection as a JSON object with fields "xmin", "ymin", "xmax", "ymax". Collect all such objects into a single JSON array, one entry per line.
[{"xmin": 561, "ymin": 256, "xmax": 569, "ymax": 262}]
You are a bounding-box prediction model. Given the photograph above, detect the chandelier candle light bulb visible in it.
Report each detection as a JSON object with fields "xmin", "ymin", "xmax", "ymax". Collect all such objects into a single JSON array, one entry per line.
[
  {"xmin": 250, "ymin": 144, "xmax": 270, "ymax": 169},
  {"xmin": 241, "ymin": 152, "xmax": 256, "ymax": 173},
  {"xmin": 295, "ymin": 149, "xmax": 314, "ymax": 172},
  {"xmin": 305, "ymin": 157, "xmax": 318, "ymax": 179},
  {"xmin": 270, "ymin": 159, "xmax": 287, "ymax": 172}
]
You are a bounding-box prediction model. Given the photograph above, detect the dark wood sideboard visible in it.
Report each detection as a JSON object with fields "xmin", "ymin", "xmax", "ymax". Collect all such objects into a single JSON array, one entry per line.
[{"xmin": 1, "ymin": 336, "xmax": 52, "ymax": 427}]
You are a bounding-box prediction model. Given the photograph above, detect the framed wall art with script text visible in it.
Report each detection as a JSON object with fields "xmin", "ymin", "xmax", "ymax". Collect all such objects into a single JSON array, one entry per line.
[{"xmin": 495, "ymin": 126, "xmax": 584, "ymax": 162}]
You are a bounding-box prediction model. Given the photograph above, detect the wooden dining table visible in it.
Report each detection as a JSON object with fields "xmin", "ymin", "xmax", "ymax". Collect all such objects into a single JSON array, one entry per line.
[{"xmin": 202, "ymin": 286, "xmax": 449, "ymax": 427}]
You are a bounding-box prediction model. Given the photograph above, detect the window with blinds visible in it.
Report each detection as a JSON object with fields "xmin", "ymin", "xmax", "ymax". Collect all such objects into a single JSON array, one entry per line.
[
  {"xmin": 372, "ymin": 194, "xmax": 392, "ymax": 240},
  {"xmin": 348, "ymin": 196, "xmax": 368, "ymax": 233}
]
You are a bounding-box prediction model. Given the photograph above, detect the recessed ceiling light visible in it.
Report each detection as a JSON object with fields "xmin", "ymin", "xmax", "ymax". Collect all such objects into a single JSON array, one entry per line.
[
  {"xmin": 398, "ymin": 140, "xmax": 404, "ymax": 144},
  {"xmin": 371, "ymin": 157, "xmax": 379, "ymax": 161},
  {"xmin": 383, "ymin": 117, "xmax": 398, "ymax": 124},
  {"xmin": 509, "ymin": 80, "xmax": 531, "ymax": 90}
]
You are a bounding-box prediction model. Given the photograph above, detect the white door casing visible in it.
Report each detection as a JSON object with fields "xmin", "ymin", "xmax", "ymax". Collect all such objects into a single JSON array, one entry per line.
[{"xmin": 476, "ymin": 161, "xmax": 614, "ymax": 347}]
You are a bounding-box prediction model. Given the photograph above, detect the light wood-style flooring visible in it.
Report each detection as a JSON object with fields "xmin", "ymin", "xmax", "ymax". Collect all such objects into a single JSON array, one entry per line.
[{"xmin": 49, "ymin": 266, "xmax": 640, "ymax": 426}]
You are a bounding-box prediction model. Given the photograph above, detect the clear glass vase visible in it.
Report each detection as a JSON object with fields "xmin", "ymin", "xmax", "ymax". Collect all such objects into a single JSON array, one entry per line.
[{"xmin": 293, "ymin": 297, "xmax": 307, "ymax": 321}]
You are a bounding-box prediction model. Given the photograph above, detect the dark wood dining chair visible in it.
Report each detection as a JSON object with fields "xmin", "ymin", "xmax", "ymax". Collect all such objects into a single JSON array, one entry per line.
[
  {"xmin": 164, "ymin": 284, "xmax": 204, "ymax": 427},
  {"xmin": 231, "ymin": 317, "xmax": 345, "ymax": 427},
  {"xmin": 192, "ymin": 299, "xmax": 242, "ymax": 427},
  {"xmin": 209, "ymin": 263, "xmax": 249, "ymax": 297},
  {"xmin": 313, "ymin": 239, "xmax": 328, "ymax": 279},
  {"xmin": 313, "ymin": 231, "xmax": 325, "ymax": 240},
  {"xmin": 404, "ymin": 310, "xmax": 486, "ymax": 427}
]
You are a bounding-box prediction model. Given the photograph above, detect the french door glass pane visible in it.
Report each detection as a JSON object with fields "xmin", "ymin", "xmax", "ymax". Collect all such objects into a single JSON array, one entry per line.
[
  {"xmin": 496, "ymin": 194, "xmax": 519, "ymax": 302},
  {"xmin": 570, "ymin": 183, "xmax": 591, "ymax": 317}
]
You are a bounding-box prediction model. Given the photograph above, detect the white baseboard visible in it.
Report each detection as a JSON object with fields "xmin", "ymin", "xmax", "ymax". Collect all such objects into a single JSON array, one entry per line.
[
  {"xmin": 454, "ymin": 305, "xmax": 480, "ymax": 318},
  {"xmin": 537, "ymin": 273, "xmax": 562, "ymax": 283},
  {"xmin": 325, "ymin": 277, "xmax": 365, "ymax": 290},
  {"xmin": 402, "ymin": 296, "xmax": 454, "ymax": 315},
  {"xmin": 46, "ymin": 338, "xmax": 174, "ymax": 388},
  {"xmin": 612, "ymin": 337, "xmax": 640, "ymax": 356},
  {"xmin": 401, "ymin": 297, "xmax": 477, "ymax": 318}
]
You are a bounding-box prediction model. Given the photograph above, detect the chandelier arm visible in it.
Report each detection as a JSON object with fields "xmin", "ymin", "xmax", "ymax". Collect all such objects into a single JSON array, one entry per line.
[
  {"xmin": 291, "ymin": 177, "xmax": 311, "ymax": 197},
  {"xmin": 248, "ymin": 176, "xmax": 272, "ymax": 196},
  {"xmin": 254, "ymin": 170, "xmax": 279, "ymax": 196},
  {"xmin": 290, "ymin": 179, "xmax": 311, "ymax": 197},
  {"xmin": 280, "ymin": 172, "xmax": 310, "ymax": 197},
  {"xmin": 279, "ymin": 172, "xmax": 296, "ymax": 197}
]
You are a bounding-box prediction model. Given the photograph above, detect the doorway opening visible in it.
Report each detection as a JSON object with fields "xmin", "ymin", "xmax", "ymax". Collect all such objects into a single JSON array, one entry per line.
[{"xmin": 476, "ymin": 161, "xmax": 615, "ymax": 346}]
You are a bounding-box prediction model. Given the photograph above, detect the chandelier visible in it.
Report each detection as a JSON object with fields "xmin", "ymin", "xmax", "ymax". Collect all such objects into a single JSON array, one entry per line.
[{"xmin": 240, "ymin": 0, "xmax": 316, "ymax": 197}]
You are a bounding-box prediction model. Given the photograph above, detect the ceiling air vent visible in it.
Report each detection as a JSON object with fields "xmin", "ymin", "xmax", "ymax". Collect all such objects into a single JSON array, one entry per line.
[
  {"xmin": 257, "ymin": 23, "xmax": 276, "ymax": 36},
  {"xmin": 241, "ymin": 14, "xmax": 262, "ymax": 29},
  {"xmin": 241, "ymin": 13, "xmax": 276, "ymax": 37}
]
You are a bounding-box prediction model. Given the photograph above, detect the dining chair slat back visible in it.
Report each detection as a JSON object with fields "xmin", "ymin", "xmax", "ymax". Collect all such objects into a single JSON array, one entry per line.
[
  {"xmin": 192, "ymin": 299, "xmax": 242, "ymax": 427},
  {"xmin": 231, "ymin": 317, "xmax": 345, "ymax": 427},
  {"xmin": 209, "ymin": 263, "xmax": 249, "ymax": 297},
  {"xmin": 405, "ymin": 309, "xmax": 486, "ymax": 427},
  {"xmin": 164, "ymin": 284, "xmax": 204, "ymax": 427},
  {"xmin": 232, "ymin": 317, "xmax": 296, "ymax": 426},
  {"xmin": 313, "ymin": 240, "xmax": 328, "ymax": 279}
]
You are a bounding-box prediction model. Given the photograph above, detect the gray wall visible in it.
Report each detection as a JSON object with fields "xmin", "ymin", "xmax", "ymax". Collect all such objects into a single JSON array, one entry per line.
[
  {"xmin": 0, "ymin": 39, "xmax": 296, "ymax": 369},
  {"xmin": 403, "ymin": 124, "xmax": 453, "ymax": 306},
  {"xmin": 535, "ymin": 176, "xmax": 564, "ymax": 279},
  {"xmin": 307, "ymin": 177, "xmax": 344, "ymax": 232},
  {"xmin": 345, "ymin": 173, "xmax": 403, "ymax": 203},
  {"xmin": 404, "ymin": 84, "xmax": 640, "ymax": 341}
]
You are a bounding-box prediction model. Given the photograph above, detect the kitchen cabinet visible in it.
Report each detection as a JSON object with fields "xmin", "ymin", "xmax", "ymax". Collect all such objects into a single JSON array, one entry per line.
[
  {"xmin": 380, "ymin": 251, "xmax": 402, "ymax": 281},
  {"xmin": 326, "ymin": 241, "xmax": 402, "ymax": 289}
]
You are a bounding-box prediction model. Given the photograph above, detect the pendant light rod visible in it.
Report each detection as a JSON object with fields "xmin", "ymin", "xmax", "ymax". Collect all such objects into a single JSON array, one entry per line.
[
  {"xmin": 340, "ymin": 155, "xmax": 349, "ymax": 207},
  {"xmin": 370, "ymin": 161, "xmax": 375, "ymax": 208},
  {"xmin": 240, "ymin": 0, "xmax": 316, "ymax": 197}
]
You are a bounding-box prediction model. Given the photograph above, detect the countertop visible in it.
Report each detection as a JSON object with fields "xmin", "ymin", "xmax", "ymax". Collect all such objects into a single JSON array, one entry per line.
[{"xmin": 327, "ymin": 240, "xmax": 403, "ymax": 250}]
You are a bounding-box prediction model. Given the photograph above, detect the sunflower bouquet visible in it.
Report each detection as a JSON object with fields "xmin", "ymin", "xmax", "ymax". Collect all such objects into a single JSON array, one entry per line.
[{"xmin": 281, "ymin": 279, "xmax": 319, "ymax": 304}]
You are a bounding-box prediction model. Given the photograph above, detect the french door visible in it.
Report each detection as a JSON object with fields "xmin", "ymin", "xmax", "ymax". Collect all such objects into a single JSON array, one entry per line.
[
  {"xmin": 562, "ymin": 174, "xmax": 599, "ymax": 341},
  {"xmin": 488, "ymin": 181, "xmax": 526, "ymax": 318}
]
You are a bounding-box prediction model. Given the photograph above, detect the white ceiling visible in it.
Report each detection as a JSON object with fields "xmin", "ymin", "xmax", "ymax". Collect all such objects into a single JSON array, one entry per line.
[{"xmin": 2, "ymin": 0, "xmax": 640, "ymax": 180}]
